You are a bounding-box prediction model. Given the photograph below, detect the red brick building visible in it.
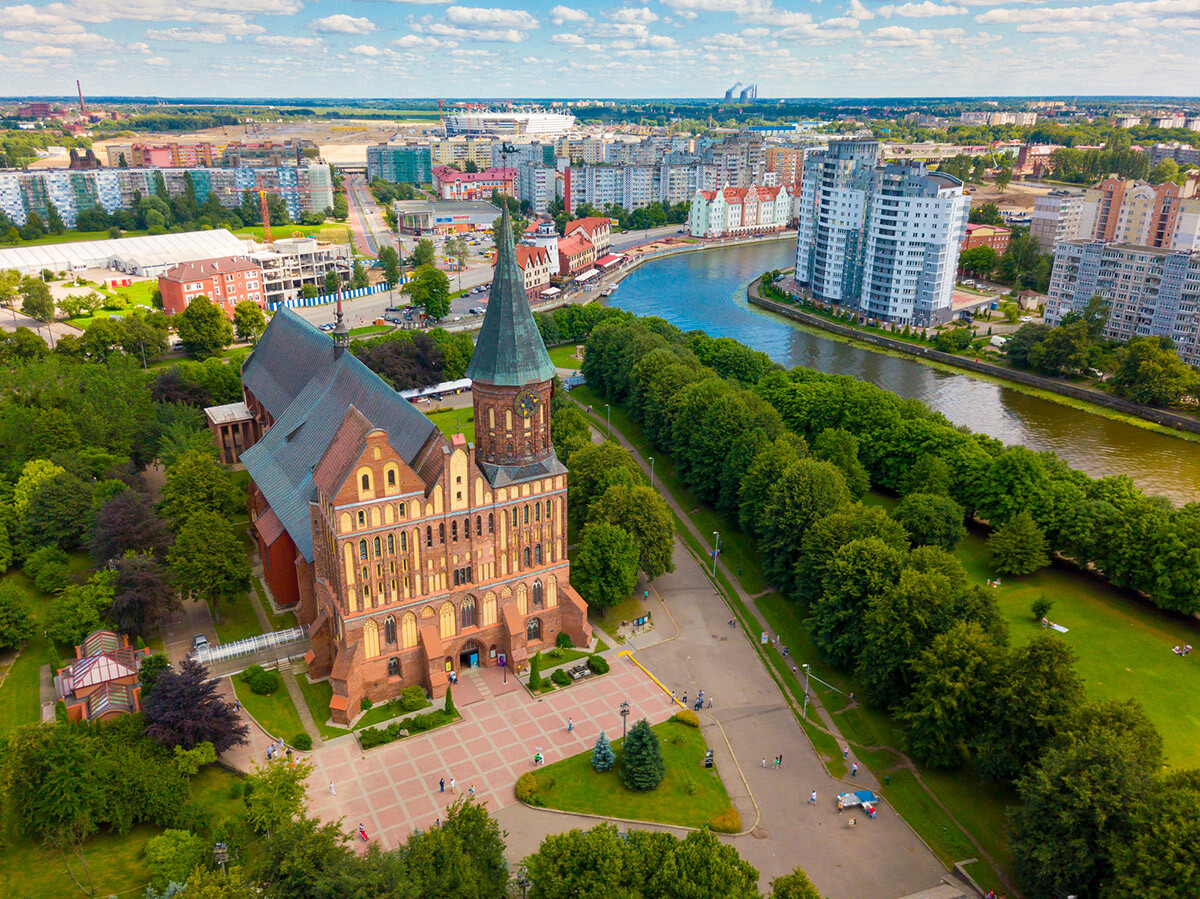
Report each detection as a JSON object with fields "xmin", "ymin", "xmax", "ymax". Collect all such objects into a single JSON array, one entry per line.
[
  {"xmin": 233, "ymin": 204, "xmax": 591, "ymax": 724},
  {"xmin": 961, "ymin": 223, "xmax": 1012, "ymax": 254},
  {"xmin": 557, "ymin": 233, "xmax": 595, "ymax": 279},
  {"xmin": 159, "ymin": 256, "xmax": 266, "ymax": 318}
]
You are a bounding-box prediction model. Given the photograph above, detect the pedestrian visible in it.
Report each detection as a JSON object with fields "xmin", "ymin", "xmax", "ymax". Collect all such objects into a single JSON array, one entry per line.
[
  {"xmin": 852, "ymin": 762, "xmax": 858, "ymax": 777},
  {"xmin": 234, "ymin": 699, "xmax": 241, "ymax": 712},
  {"xmin": 439, "ymin": 778, "xmax": 445, "ymax": 793},
  {"xmin": 698, "ymin": 689, "xmax": 704, "ymax": 699},
  {"xmin": 849, "ymin": 692, "xmax": 855, "ymax": 703},
  {"xmin": 329, "ymin": 782, "xmax": 336, "ymax": 796},
  {"xmin": 778, "ymin": 754, "xmax": 783, "ymax": 768},
  {"xmin": 843, "ymin": 746, "xmax": 849, "ymax": 759},
  {"xmin": 706, "ymin": 696, "xmax": 713, "ymax": 708},
  {"xmin": 435, "ymin": 817, "xmax": 440, "ymax": 828},
  {"xmin": 810, "ymin": 790, "xmax": 817, "ymax": 805},
  {"xmin": 682, "ymin": 693, "xmax": 687, "ymax": 706},
  {"xmin": 783, "ymin": 646, "xmax": 789, "ymax": 657},
  {"xmin": 469, "ymin": 784, "xmax": 476, "ymax": 797},
  {"xmin": 567, "ymin": 717, "xmax": 573, "ymax": 732},
  {"xmin": 837, "ymin": 799, "xmax": 844, "ymax": 813},
  {"xmin": 762, "ymin": 758, "xmax": 767, "ymax": 768},
  {"xmin": 848, "ymin": 817, "xmax": 856, "ymax": 829},
  {"xmin": 449, "ymin": 777, "xmax": 456, "ymax": 792},
  {"xmin": 266, "ymin": 745, "xmax": 273, "ymax": 761}
]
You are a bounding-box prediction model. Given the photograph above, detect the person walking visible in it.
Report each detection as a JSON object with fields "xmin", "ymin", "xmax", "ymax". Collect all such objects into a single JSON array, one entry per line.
[
  {"xmin": 851, "ymin": 762, "xmax": 858, "ymax": 777},
  {"xmin": 329, "ymin": 782, "xmax": 336, "ymax": 796},
  {"xmin": 809, "ymin": 790, "xmax": 817, "ymax": 805},
  {"xmin": 778, "ymin": 754, "xmax": 783, "ymax": 768},
  {"xmin": 706, "ymin": 695, "xmax": 713, "ymax": 708},
  {"xmin": 439, "ymin": 778, "xmax": 445, "ymax": 793},
  {"xmin": 762, "ymin": 758, "xmax": 767, "ymax": 768},
  {"xmin": 567, "ymin": 717, "xmax": 573, "ymax": 733},
  {"xmin": 843, "ymin": 746, "xmax": 849, "ymax": 759},
  {"xmin": 449, "ymin": 777, "xmax": 456, "ymax": 792},
  {"xmin": 682, "ymin": 693, "xmax": 688, "ymax": 706},
  {"xmin": 469, "ymin": 784, "xmax": 476, "ymax": 797}
]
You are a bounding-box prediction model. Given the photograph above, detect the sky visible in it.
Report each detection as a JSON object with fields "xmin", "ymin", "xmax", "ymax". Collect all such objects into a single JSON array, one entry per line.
[{"xmin": 2, "ymin": 0, "xmax": 1200, "ymax": 99}]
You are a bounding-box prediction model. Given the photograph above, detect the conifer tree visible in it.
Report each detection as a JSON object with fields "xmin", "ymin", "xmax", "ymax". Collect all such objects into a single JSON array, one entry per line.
[
  {"xmin": 987, "ymin": 509, "xmax": 1050, "ymax": 576},
  {"xmin": 621, "ymin": 718, "xmax": 664, "ymax": 791},
  {"xmin": 592, "ymin": 730, "xmax": 615, "ymax": 772},
  {"xmin": 528, "ymin": 652, "xmax": 542, "ymax": 690},
  {"xmin": 444, "ymin": 685, "xmax": 456, "ymax": 717}
]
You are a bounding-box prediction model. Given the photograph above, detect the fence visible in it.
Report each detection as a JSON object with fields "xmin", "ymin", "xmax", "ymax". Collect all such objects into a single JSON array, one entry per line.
[
  {"xmin": 269, "ymin": 281, "xmax": 400, "ymax": 311},
  {"xmin": 192, "ymin": 626, "xmax": 310, "ymax": 678}
]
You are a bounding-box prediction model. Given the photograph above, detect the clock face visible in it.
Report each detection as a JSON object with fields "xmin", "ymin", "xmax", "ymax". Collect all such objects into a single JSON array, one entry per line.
[{"xmin": 514, "ymin": 389, "xmax": 541, "ymax": 418}]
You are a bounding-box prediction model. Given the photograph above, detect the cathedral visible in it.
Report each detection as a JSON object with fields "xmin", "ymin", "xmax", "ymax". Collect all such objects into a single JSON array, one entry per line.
[{"xmin": 234, "ymin": 204, "xmax": 591, "ymax": 725}]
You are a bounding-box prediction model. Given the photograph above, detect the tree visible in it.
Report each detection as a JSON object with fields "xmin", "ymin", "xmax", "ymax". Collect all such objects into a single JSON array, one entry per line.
[
  {"xmin": 976, "ymin": 636, "xmax": 1084, "ymax": 782},
  {"xmin": 524, "ymin": 823, "xmax": 634, "ymax": 899},
  {"xmin": 144, "ymin": 829, "xmax": 207, "ymax": 891},
  {"xmin": 19, "ymin": 277, "xmax": 54, "ymax": 323},
  {"xmin": 1008, "ymin": 700, "xmax": 1163, "ymax": 899},
  {"xmin": 528, "ymin": 650, "xmax": 542, "ymax": 689},
  {"xmin": 1111, "ymin": 335, "xmax": 1199, "ymax": 406},
  {"xmin": 175, "ymin": 295, "xmax": 233, "ymax": 360},
  {"xmin": 549, "ymin": 405, "xmax": 590, "ymax": 464},
  {"xmin": 968, "ymin": 202, "xmax": 1004, "ymax": 225},
  {"xmin": 770, "ymin": 866, "xmax": 826, "ymax": 899},
  {"xmin": 794, "ymin": 503, "xmax": 909, "ymax": 599},
  {"xmin": 1108, "ymin": 769, "xmax": 1200, "ymax": 898},
  {"xmin": 994, "ymin": 166, "xmax": 1013, "ymax": 191},
  {"xmin": 586, "ymin": 483, "xmax": 675, "ymax": 580},
  {"xmin": 23, "ymin": 470, "xmax": 92, "ymax": 548},
  {"xmin": 592, "ymin": 731, "xmax": 615, "ymax": 772},
  {"xmin": 1029, "ymin": 320, "xmax": 1091, "ymax": 376},
  {"xmin": 1149, "ymin": 158, "xmax": 1180, "ymax": 185},
  {"xmin": 810, "ymin": 537, "xmax": 907, "ymax": 668},
  {"xmin": 0, "ymin": 582, "xmax": 35, "ymax": 651},
  {"xmin": 1060, "ymin": 292, "xmax": 1110, "ymax": 340},
  {"xmin": 759, "ymin": 458, "xmax": 851, "ymax": 594},
  {"xmin": 168, "ymin": 509, "xmax": 251, "ymax": 608},
  {"xmin": 142, "ymin": 658, "xmax": 250, "ymax": 751},
  {"xmin": 332, "ymin": 192, "xmax": 349, "ymax": 221},
  {"xmin": 377, "ymin": 245, "xmax": 402, "ymax": 287},
  {"xmin": 446, "ymin": 235, "xmax": 469, "ymax": 273},
  {"xmin": 138, "ymin": 652, "xmax": 171, "ymax": 698},
  {"xmin": 1004, "ymin": 322, "xmax": 1050, "ymax": 368},
  {"xmin": 656, "ymin": 828, "xmax": 760, "ymax": 899},
  {"xmin": 899, "ymin": 622, "xmax": 1004, "ymax": 767},
  {"xmin": 958, "ymin": 245, "xmax": 998, "ymax": 278},
  {"xmin": 160, "ymin": 449, "xmax": 242, "ymax": 525},
  {"xmin": 89, "ymin": 488, "xmax": 172, "ymax": 563},
  {"xmin": 899, "ymin": 454, "xmax": 953, "ymax": 497},
  {"xmin": 232, "ymin": 301, "xmax": 265, "ymax": 342},
  {"xmin": 444, "ymin": 683, "xmax": 456, "ymax": 717},
  {"xmin": 108, "ymin": 553, "xmax": 181, "ymax": 638},
  {"xmin": 987, "ymin": 509, "xmax": 1050, "ymax": 576},
  {"xmin": 351, "ymin": 260, "xmax": 369, "ymax": 289},
  {"xmin": 45, "ymin": 571, "xmax": 115, "ymax": 646},
  {"xmin": 811, "ymin": 428, "xmax": 869, "ymax": 498},
  {"xmin": 407, "ymin": 264, "xmax": 451, "ymax": 320},
  {"xmin": 411, "ymin": 238, "xmax": 436, "ymax": 268},
  {"xmin": 13, "ymin": 458, "xmax": 66, "ymax": 516},
  {"xmin": 621, "ymin": 718, "xmax": 664, "ymax": 791},
  {"xmin": 243, "ymin": 757, "xmax": 314, "ymax": 834},
  {"xmin": 892, "ymin": 492, "xmax": 966, "ymax": 551},
  {"xmin": 572, "ymin": 522, "xmax": 639, "ymax": 614},
  {"xmin": 156, "ymin": 420, "xmax": 218, "ymax": 469},
  {"xmin": 323, "ymin": 268, "xmax": 339, "ymax": 295},
  {"xmin": 566, "ymin": 441, "xmax": 641, "ymax": 536}
]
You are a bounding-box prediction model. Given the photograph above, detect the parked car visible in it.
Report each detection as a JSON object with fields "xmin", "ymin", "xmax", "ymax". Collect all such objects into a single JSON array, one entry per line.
[
  {"xmin": 192, "ymin": 634, "xmax": 210, "ymax": 652},
  {"xmin": 384, "ymin": 314, "xmax": 401, "ymax": 324},
  {"xmin": 385, "ymin": 305, "xmax": 404, "ymax": 313},
  {"xmin": 469, "ymin": 307, "xmax": 484, "ymax": 316},
  {"xmin": 319, "ymin": 322, "xmax": 335, "ymax": 332}
]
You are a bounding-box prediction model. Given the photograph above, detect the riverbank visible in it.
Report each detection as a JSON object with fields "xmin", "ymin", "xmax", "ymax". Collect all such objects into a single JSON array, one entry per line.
[{"xmin": 747, "ymin": 277, "xmax": 1200, "ymax": 441}]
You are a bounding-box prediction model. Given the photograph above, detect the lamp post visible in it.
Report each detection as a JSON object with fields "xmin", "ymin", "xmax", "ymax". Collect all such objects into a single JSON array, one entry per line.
[
  {"xmin": 711, "ymin": 531, "xmax": 721, "ymax": 577},
  {"xmin": 515, "ymin": 865, "xmax": 531, "ymax": 899},
  {"xmin": 649, "ymin": 456, "xmax": 655, "ymax": 489},
  {"xmin": 605, "ymin": 404, "xmax": 611, "ymax": 438},
  {"xmin": 620, "ymin": 699, "xmax": 630, "ymax": 739},
  {"xmin": 801, "ymin": 663, "xmax": 811, "ymax": 720}
]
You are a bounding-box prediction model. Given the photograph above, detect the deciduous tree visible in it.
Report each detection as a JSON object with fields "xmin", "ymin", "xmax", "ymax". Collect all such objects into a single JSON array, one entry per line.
[
  {"xmin": 168, "ymin": 509, "xmax": 250, "ymax": 608},
  {"xmin": 160, "ymin": 449, "xmax": 242, "ymax": 525},
  {"xmin": 759, "ymin": 458, "xmax": 851, "ymax": 594},
  {"xmin": 243, "ymin": 757, "xmax": 314, "ymax": 834},
  {"xmin": 142, "ymin": 658, "xmax": 249, "ymax": 752},
  {"xmin": 108, "ymin": 553, "xmax": 180, "ymax": 638},
  {"xmin": 810, "ymin": 537, "xmax": 906, "ymax": 668},
  {"xmin": 1111, "ymin": 335, "xmax": 1198, "ymax": 407},
  {"xmin": 89, "ymin": 489, "xmax": 173, "ymax": 563},
  {"xmin": 891, "ymin": 492, "xmax": 966, "ymax": 551},
  {"xmin": 586, "ymin": 483, "xmax": 674, "ymax": 580},
  {"xmin": 233, "ymin": 300, "xmax": 265, "ymax": 342},
  {"xmin": 406, "ymin": 264, "xmax": 451, "ymax": 320},
  {"xmin": 0, "ymin": 582, "xmax": 35, "ymax": 650},
  {"xmin": 572, "ymin": 522, "xmax": 639, "ymax": 614},
  {"xmin": 176, "ymin": 295, "xmax": 233, "ymax": 360},
  {"xmin": 987, "ymin": 509, "xmax": 1050, "ymax": 576}
]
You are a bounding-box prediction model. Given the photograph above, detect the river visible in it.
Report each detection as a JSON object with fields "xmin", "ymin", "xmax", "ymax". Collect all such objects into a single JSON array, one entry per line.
[{"xmin": 607, "ymin": 239, "xmax": 1200, "ymax": 505}]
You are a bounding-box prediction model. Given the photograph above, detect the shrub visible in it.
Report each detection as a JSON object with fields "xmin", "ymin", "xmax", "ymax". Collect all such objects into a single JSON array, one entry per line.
[
  {"xmin": 245, "ymin": 667, "xmax": 280, "ymax": 695},
  {"xmin": 556, "ymin": 631, "xmax": 573, "ymax": 649},
  {"xmin": 673, "ymin": 709, "xmax": 700, "ymax": 727},
  {"xmin": 398, "ymin": 685, "xmax": 428, "ymax": 712},
  {"xmin": 361, "ymin": 696, "xmax": 373, "ymax": 711},
  {"xmin": 171, "ymin": 801, "xmax": 213, "ymax": 836},
  {"xmin": 359, "ymin": 727, "xmax": 389, "ymax": 750},
  {"xmin": 528, "ymin": 651, "xmax": 543, "ymax": 689},
  {"xmin": 1031, "ymin": 596, "xmax": 1054, "ymax": 621},
  {"xmin": 292, "ymin": 733, "xmax": 312, "ymax": 751},
  {"xmin": 710, "ymin": 807, "xmax": 742, "ymax": 834},
  {"xmin": 32, "ymin": 560, "xmax": 71, "ymax": 594},
  {"xmin": 444, "ymin": 685, "xmax": 456, "ymax": 717},
  {"xmin": 24, "ymin": 545, "xmax": 69, "ymax": 580},
  {"xmin": 516, "ymin": 771, "xmax": 540, "ymax": 805},
  {"xmin": 587, "ymin": 654, "xmax": 609, "ymax": 675},
  {"xmin": 228, "ymin": 781, "xmax": 243, "ymax": 799},
  {"xmin": 551, "ymin": 668, "xmax": 570, "ymax": 687},
  {"xmin": 144, "ymin": 828, "xmax": 207, "ymax": 889},
  {"xmin": 546, "ymin": 647, "xmax": 563, "ymax": 660}
]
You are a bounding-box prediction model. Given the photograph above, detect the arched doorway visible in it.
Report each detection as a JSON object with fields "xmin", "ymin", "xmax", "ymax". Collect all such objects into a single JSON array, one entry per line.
[{"xmin": 459, "ymin": 639, "xmax": 484, "ymax": 670}]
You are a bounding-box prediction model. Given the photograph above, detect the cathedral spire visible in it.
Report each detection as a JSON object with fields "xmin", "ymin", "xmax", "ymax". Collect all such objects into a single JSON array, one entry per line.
[{"xmin": 465, "ymin": 193, "xmax": 555, "ymax": 387}]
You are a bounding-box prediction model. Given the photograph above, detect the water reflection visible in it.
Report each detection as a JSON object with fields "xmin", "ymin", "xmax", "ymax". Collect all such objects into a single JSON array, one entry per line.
[{"xmin": 609, "ymin": 240, "xmax": 1200, "ymax": 504}]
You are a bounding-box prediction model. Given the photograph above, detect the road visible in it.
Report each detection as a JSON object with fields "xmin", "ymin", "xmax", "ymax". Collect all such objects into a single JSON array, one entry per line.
[{"xmin": 345, "ymin": 175, "xmax": 393, "ymax": 258}]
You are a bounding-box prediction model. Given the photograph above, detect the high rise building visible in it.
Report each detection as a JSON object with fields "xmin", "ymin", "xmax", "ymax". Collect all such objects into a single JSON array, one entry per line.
[
  {"xmin": 795, "ymin": 140, "xmax": 969, "ymax": 326},
  {"xmin": 1031, "ymin": 189, "xmax": 1085, "ymax": 251},
  {"xmin": 516, "ymin": 164, "xmax": 555, "ymax": 215},
  {"xmin": 1047, "ymin": 240, "xmax": 1200, "ymax": 365},
  {"xmin": 1079, "ymin": 177, "xmax": 1200, "ymax": 251},
  {"xmin": 367, "ymin": 144, "xmax": 433, "ymax": 184},
  {"xmin": 563, "ymin": 162, "xmax": 716, "ymax": 213}
]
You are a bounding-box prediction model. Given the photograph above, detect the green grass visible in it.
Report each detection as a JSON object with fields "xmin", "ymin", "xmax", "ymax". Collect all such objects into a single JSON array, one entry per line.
[
  {"xmin": 233, "ymin": 676, "xmax": 306, "ymax": 746},
  {"xmin": 232, "ymin": 224, "xmax": 353, "ymax": 243},
  {"xmin": 292, "ymin": 666, "xmax": 351, "ymax": 741},
  {"xmin": 4, "ymin": 229, "xmax": 150, "ymax": 249},
  {"xmin": 253, "ymin": 579, "xmax": 295, "ymax": 632},
  {"xmin": 548, "ymin": 344, "xmax": 584, "ymax": 370},
  {"xmin": 527, "ymin": 720, "xmax": 732, "ymax": 828},
  {"xmin": 0, "ymin": 765, "xmax": 243, "ymax": 899},
  {"xmin": 427, "ymin": 407, "xmax": 475, "ymax": 443},
  {"xmin": 349, "ymin": 324, "xmax": 391, "ymax": 337}
]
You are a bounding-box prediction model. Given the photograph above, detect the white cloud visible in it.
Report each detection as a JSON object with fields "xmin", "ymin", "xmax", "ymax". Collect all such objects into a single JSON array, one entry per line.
[
  {"xmin": 351, "ymin": 43, "xmax": 381, "ymax": 55},
  {"xmin": 256, "ymin": 34, "xmax": 322, "ymax": 48},
  {"xmin": 144, "ymin": 54, "xmax": 169, "ymax": 64},
  {"xmin": 550, "ymin": 31, "xmax": 586, "ymax": 42},
  {"xmin": 146, "ymin": 27, "xmax": 227, "ymax": 41},
  {"xmin": 879, "ymin": 1, "xmax": 967, "ymax": 17},
  {"xmin": 550, "ymin": 4, "xmax": 588, "ymax": 24},
  {"xmin": 50, "ymin": 0, "xmax": 302, "ymax": 24},
  {"xmin": 3, "ymin": 26, "xmax": 116, "ymax": 48},
  {"xmin": 611, "ymin": 6, "xmax": 659, "ymax": 23},
  {"xmin": 309, "ymin": 14, "xmax": 377, "ymax": 34},
  {"xmin": 26, "ymin": 43, "xmax": 73, "ymax": 57},
  {"xmin": 423, "ymin": 22, "xmax": 528, "ymax": 40},
  {"xmin": 444, "ymin": 5, "xmax": 539, "ymax": 27},
  {"xmin": 978, "ymin": 0, "xmax": 1200, "ymax": 28},
  {"xmin": 847, "ymin": 0, "xmax": 875, "ymax": 18},
  {"xmin": 393, "ymin": 33, "xmax": 459, "ymax": 47}
]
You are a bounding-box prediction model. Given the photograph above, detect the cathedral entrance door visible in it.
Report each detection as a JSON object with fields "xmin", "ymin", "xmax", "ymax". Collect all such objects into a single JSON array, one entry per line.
[{"xmin": 459, "ymin": 641, "xmax": 481, "ymax": 669}]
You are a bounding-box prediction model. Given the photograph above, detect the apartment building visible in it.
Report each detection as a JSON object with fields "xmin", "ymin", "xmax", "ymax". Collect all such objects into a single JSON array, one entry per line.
[
  {"xmin": 556, "ymin": 137, "xmax": 607, "ymax": 164},
  {"xmin": 491, "ymin": 142, "xmax": 554, "ymax": 169},
  {"xmin": 795, "ymin": 140, "xmax": 969, "ymax": 325},
  {"xmin": 513, "ymin": 245, "xmax": 553, "ymax": 300},
  {"xmin": 246, "ymin": 237, "xmax": 350, "ymax": 307},
  {"xmin": 0, "ymin": 164, "xmax": 334, "ymax": 228},
  {"xmin": 517, "ymin": 164, "xmax": 555, "ymax": 215},
  {"xmin": 1047, "ymin": 240, "xmax": 1200, "ymax": 365},
  {"xmin": 557, "ymin": 233, "xmax": 596, "ymax": 279},
  {"xmin": 765, "ymin": 147, "xmax": 805, "ymax": 186},
  {"xmin": 1079, "ymin": 177, "xmax": 1200, "ymax": 251},
  {"xmin": 688, "ymin": 184, "xmax": 791, "ymax": 238},
  {"xmin": 1149, "ymin": 143, "xmax": 1200, "ymax": 168},
  {"xmin": 1031, "ymin": 189, "xmax": 1085, "ymax": 251},
  {"xmin": 703, "ymin": 133, "xmax": 767, "ymax": 187},
  {"xmin": 431, "ymin": 166, "xmax": 515, "ymax": 201},
  {"xmin": 563, "ymin": 162, "xmax": 717, "ymax": 213},
  {"xmin": 159, "ymin": 256, "xmax": 265, "ymax": 317},
  {"xmin": 366, "ymin": 144, "xmax": 433, "ymax": 184},
  {"xmin": 427, "ymin": 138, "xmax": 498, "ymax": 169},
  {"xmin": 962, "ymin": 223, "xmax": 1011, "ymax": 254},
  {"xmin": 104, "ymin": 140, "xmax": 314, "ymax": 169}
]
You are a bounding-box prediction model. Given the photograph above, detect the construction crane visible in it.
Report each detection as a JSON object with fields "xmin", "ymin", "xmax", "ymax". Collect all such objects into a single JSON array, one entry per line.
[
  {"xmin": 259, "ymin": 190, "xmax": 272, "ymax": 245},
  {"xmin": 76, "ymin": 80, "xmax": 86, "ymax": 116}
]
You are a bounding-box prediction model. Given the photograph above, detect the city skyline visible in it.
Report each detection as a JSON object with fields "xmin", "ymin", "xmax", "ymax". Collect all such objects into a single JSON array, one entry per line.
[{"xmin": 2, "ymin": 0, "xmax": 1200, "ymax": 99}]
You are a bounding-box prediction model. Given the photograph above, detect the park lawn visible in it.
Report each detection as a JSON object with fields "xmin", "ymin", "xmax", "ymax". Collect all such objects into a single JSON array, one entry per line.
[
  {"xmin": 569, "ymin": 387, "xmax": 767, "ymax": 595},
  {"xmin": 527, "ymin": 720, "xmax": 732, "ymax": 828},
  {"xmin": 253, "ymin": 579, "xmax": 295, "ymax": 632},
  {"xmin": 210, "ymin": 592, "xmax": 266, "ymax": 645},
  {"xmin": 0, "ymin": 765, "xmax": 242, "ymax": 899},
  {"xmin": 5, "ymin": 229, "xmax": 149, "ymax": 249},
  {"xmin": 428, "ymin": 407, "xmax": 475, "ymax": 443},
  {"xmin": 232, "ymin": 675, "xmax": 306, "ymax": 747},
  {"xmin": 548, "ymin": 344, "xmax": 583, "ymax": 370},
  {"xmin": 292, "ymin": 666, "xmax": 350, "ymax": 741},
  {"xmin": 955, "ymin": 532, "xmax": 1200, "ymax": 770},
  {"xmin": 349, "ymin": 324, "xmax": 391, "ymax": 337},
  {"xmin": 232, "ymin": 224, "xmax": 353, "ymax": 244}
]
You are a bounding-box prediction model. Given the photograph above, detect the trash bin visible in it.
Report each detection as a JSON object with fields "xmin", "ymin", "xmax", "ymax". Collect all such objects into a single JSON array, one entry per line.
[{"xmin": 704, "ymin": 749, "xmax": 714, "ymax": 769}]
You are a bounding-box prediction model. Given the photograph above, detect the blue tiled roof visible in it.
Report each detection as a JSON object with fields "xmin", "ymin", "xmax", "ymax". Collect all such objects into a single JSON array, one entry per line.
[{"xmin": 240, "ymin": 310, "xmax": 438, "ymax": 562}]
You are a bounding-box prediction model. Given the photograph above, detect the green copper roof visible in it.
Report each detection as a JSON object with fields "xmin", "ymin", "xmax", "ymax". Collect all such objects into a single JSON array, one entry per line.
[{"xmin": 466, "ymin": 203, "xmax": 556, "ymax": 387}]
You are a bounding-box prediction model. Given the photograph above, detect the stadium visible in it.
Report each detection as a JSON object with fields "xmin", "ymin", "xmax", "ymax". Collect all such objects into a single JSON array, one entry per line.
[{"xmin": 443, "ymin": 109, "xmax": 576, "ymax": 138}]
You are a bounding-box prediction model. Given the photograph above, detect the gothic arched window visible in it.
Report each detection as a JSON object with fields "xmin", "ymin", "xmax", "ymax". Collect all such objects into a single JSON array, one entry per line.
[
  {"xmin": 426, "ymin": 526, "xmax": 433, "ymax": 547},
  {"xmin": 387, "ymin": 534, "xmax": 394, "ymax": 553},
  {"xmin": 359, "ymin": 539, "xmax": 368, "ymax": 561},
  {"xmin": 523, "ymin": 547, "xmax": 531, "ymax": 568},
  {"xmin": 387, "ymin": 657, "xmax": 400, "ymax": 677},
  {"xmin": 384, "ymin": 615, "xmax": 396, "ymax": 644},
  {"xmin": 526, "ymin": 617, "xmax": 542, "ymax": 641},
  {"xmin": 535, "ymin": 544, "xmax": 543, "ymax": 565},
  {"xmin": 532, "ymin": 579, "xmax": 543, "ymax": 607},
  {"xmin": 461, "ymin": 595, "xmax": 476, "ymax": 629},
  {"xmin": 373, "ymin": 536, "xmax": 381, "ymax": 556}
]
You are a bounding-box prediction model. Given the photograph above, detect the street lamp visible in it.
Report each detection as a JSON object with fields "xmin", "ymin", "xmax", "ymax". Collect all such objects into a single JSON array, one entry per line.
[
  {"xmin": 605, "ymin": 404, "xmax": 611, "ymax": 437},
  {"xmin": 711, "ymin": 531, "xmax": 721, "ymax": 577},
  {"xmin": 648, "ymin": 456, "xmax": 655, "ymax": 489},
  {"xmin": 515, "ymin": 865, "xmax": 531, "ymax": 899},
  {"xmin": 620, "ymin": 699, "xmax": 630, "ymax": 739},
  {"xmin": 801, "ymin": 664, "xmax": 811, "ymax": 720}
]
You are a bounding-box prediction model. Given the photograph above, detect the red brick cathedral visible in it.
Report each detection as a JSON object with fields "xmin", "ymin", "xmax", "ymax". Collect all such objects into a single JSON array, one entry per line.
[{"xmin": 235, "ymin": 205, "xmax": 590, "ymax": 724}]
